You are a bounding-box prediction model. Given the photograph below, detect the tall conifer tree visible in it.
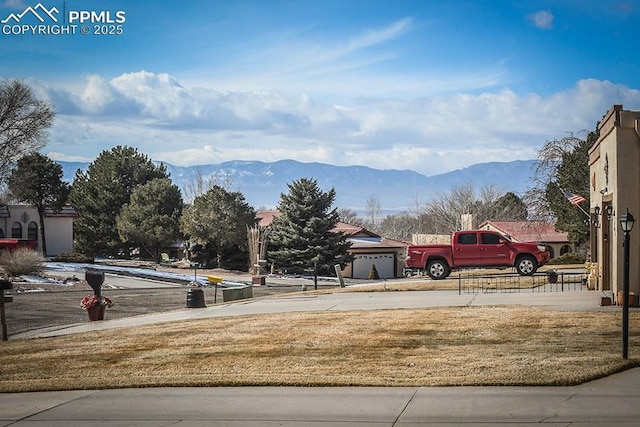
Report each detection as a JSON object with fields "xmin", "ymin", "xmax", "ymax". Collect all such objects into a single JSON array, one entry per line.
[
  {"xmin": 116, "ymin": 178, "xmax": 183, "ymax": 262},
  {"xmin": 268, "ymin": 178, "xmax": 352, "ymax": 274},
  {"xmin": 180, "ymin": 185, "xmax": 256, "ymax": 268},
  {"xmin": 69, "ymin": 146, "xmax": 169, "ymax": 257}
]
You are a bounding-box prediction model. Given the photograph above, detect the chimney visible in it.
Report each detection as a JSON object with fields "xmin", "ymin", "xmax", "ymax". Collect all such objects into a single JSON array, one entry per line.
[{"xmin": 461, "ymin": 214, "xmax": 477, "ymax": 230}]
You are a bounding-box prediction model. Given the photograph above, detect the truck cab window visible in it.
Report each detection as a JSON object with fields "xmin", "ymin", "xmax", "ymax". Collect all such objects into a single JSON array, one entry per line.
[
  {"xmin": 457, "ymin": 233, "xmax": 477, "ymax": 245},
  {"xmin": 481, "ymin": 233, "xmax": 501, "ymax": 245}
]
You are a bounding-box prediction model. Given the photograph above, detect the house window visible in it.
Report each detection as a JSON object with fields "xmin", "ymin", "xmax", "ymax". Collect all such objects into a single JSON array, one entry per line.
[
  {"xmin": 28, "ymin": 222, "xmax": 38, "ymax": 241},
  {"xmin": 11, "ymin": 222, "xmax": 22, "ymax": 238},
  {"xmin": 0, "ymin": 228, "xmax": 4, "ymax": 238}
]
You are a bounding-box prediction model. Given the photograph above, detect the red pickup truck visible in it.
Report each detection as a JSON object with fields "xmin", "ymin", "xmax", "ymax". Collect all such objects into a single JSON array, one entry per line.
[{"xmin": 405, "ymin": 230, "xmax": 550, "ymax": 280}]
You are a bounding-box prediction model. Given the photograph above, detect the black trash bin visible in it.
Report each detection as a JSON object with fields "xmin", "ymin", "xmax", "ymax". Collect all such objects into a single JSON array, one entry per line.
[{"xmin": 186, "ymin": 288, "xmax": 206, "ymax": 308}]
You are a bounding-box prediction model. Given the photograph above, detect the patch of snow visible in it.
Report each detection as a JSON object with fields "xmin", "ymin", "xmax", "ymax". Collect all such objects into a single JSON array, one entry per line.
[
  {"xmin": 20, "ymin": 275, "xmax": 72, "ymax": 286},
  {"xmin": 44, "ymin": 262, "xmax": 248, "ymax": 287}
]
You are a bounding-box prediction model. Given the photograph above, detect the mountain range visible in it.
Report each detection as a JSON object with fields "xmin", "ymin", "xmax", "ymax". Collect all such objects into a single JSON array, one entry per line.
[{"xmin": 59, "ymin": 159, "xmax": 537, "ymax": 214}]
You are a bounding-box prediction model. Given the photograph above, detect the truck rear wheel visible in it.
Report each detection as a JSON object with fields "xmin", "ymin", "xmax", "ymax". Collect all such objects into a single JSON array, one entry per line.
[
  {"xmin": 515, "ymin": 255, "xmax": 537, "ymax": 276},
  {"xmin": 426, "ymin": 259, "xmax": 450, "ymax": 280}
]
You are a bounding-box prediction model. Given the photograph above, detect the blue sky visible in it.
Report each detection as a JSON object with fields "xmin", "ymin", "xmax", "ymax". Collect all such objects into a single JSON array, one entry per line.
[{"xmin": 2, "ymin": 0, "xmax": 640, "ymax": 177}]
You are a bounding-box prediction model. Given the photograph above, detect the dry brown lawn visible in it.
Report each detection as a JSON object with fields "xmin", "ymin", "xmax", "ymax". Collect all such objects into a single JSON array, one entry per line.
[{"xmin": 1, "ymin": 305, "xmax": 639, "ymax": 392}]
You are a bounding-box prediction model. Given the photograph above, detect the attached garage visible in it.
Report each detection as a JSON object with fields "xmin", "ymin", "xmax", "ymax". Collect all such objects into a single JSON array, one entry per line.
[
  {"xmin": 255, "ymin": 211, "xmax": 409, "ymax": 279},
  {"xmin": 352, "ymin": 253, "xmax": 396, "ymax": 279}
]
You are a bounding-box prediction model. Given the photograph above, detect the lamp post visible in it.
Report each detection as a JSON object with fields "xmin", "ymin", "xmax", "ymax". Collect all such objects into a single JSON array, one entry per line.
[{"xmin": 620, "ymin": 208, "xmax": 635, "ymax": 359}]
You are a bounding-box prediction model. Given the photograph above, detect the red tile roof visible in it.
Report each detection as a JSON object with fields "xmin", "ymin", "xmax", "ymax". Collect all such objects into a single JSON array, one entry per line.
[
  {"xmin": 256, "ymin": 210, "xmax": 378, "ymax": 237},
  {"xmin": 480, "ymin": 221, "xmax": 568, "ymax": 243},
  {"xmin": 256, "ymin": 210, "xmax": 279, "ymax": 227}
]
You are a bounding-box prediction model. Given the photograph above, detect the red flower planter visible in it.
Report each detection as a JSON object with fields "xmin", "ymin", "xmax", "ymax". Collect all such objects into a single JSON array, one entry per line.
[{"xmin": 87, "ymin": 305, "xmax": 106, "ymax": 321}]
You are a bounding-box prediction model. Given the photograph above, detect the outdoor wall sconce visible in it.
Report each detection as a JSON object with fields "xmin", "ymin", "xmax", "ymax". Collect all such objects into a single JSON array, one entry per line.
[
  {"xmin": 592, "ymin": 206, "xmax": 601, "ymax": 228},
  {"xmin": 606, "ymin": 205, "xmax": 615, "ymax": 220}
]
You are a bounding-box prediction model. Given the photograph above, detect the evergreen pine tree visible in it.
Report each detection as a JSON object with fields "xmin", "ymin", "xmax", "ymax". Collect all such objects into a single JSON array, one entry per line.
[
  {"xmin": 180, "ymin": 185, "xmax": 256, "ymax": 269},
  {"xmin": 116, "ymin": 178, "xmax": 184, "ymax": 262},
  {"xmin": 368, "ymin": 264, "xmax": 379, "ymax": 280},
  {"xmin": 69, "ymin": 146, "xmax": 169, "ymax": 257},
  {"xmin": 268, "ymin": 178, "xmax": 352, "ymax": 274}
]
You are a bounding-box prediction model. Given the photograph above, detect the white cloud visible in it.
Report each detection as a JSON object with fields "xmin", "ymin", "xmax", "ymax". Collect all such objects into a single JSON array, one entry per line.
[
  {"xmin": 528, "ymin": 10, "xmax": 554, "ymax": 30},
  {"xmin": 43, "ymin": 72, "xmax": 640, "ymax": 176},
  {"xmin": 184, "ymin": 17, "xmax": 508, "ymax": 98},
  {"xmin": 79, "ymin": 74, "xmax": 126, "ymax": 114},
  {"xmin": 310, "ymin": 17, "xmax": 412, "ymax": 64}
]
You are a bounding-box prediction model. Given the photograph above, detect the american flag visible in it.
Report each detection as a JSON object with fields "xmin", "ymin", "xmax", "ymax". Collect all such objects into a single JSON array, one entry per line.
[{"xmin": 562, "ymin": 189, "xmax": 587, "ymax": 206}]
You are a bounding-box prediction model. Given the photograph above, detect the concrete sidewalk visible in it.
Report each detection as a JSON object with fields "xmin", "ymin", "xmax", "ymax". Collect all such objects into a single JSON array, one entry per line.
[{"xmin": 1, "ymin": 368, "xmax": 640, "ymax": 425}]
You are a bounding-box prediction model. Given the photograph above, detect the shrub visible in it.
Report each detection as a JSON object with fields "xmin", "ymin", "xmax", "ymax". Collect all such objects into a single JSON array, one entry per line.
[
  {"xmin": 368, "ymin": 264, "xmax": 380, "ymax": 280},
  {"xmin": 0, "ymin": 248, "xmax": 46, "ymax": 277},
  {"xmin": 52, "ymin": 252, "xmax": 95, "ymax": 263},
  {"xmin": 547, "ymin": 252, "xmax": 587, "ymax": 265}
]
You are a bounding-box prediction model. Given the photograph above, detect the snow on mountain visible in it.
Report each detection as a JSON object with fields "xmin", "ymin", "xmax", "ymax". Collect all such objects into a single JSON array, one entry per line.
[{"xmin": 60, "ymin": 159, "xmax": 537, "ymax": 214}]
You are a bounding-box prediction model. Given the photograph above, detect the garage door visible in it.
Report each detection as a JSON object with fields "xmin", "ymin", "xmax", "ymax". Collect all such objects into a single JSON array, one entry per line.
[{"xmin": 352, "ymin": 253, "xmax": 395, "ymax": 279}]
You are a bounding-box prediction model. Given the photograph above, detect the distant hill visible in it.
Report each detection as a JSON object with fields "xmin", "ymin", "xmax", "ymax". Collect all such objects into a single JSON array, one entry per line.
[{"xmin": 60, "ymin": 159, "xmax": 537, "ymax": 214}]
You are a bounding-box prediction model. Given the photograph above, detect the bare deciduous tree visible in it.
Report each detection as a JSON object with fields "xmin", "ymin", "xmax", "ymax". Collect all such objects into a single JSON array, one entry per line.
[
  {"xmin": 364, "ymin": 193, "xmax": 382, "ymax": 231},
  {"xmin": 523, "ymin": 133, "xmax": 585, "ymax": 220},
  {"xmin": 181, "ymin": 169, "xmax": 234, "ymax": 203},
  {"xmin": 377, "ymin": 212, "xmax": 416, "ymax": 241},
  {"xmin": 424, "ymin": 183, "xmax": 478, "ymax": 234},
  {"xmin": 337, "ymin": 207, "xmax": 364, "ymax": 226},
  {"xmin": 523, "ymin": 131, "xmax": 595, "ymax": 245},
  {"xmin": 422, "ymin": 183, "xmax": 523, "ymax": 234},
  {"xmin": 0, "ymin": 80, "xmax": 54, "ymax": 183}
]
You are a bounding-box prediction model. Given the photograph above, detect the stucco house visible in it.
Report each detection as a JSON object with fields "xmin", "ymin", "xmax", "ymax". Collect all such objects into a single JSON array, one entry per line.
[
  {"xmin": 0, "ymin": 204, "xmax": 77, "ymax": 256},
  {"xmin": 256, "ymin": 210, "xmax": 407, "ymax": 279},
  {"xmin": 480, "ymin": 220, "xmax": 573, "ymax": 259},
  {"xmin": 589, "ymin": 105, "xmax": 640, "ymax": 300},
  {"xmin": 332, "ymin": 222, "xmax": 407, "ymax": 279}
]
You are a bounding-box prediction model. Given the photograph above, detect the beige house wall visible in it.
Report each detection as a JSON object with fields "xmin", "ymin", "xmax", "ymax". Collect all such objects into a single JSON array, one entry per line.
[
  {"xmin": 412, "ymin": 234, "xmax": 450, "ymax": 245},
  {"xmin": 0, "ymin": 205, "xmax": 74, "ymax": 256},
  {"xmin": 43, "ymin": 216, "xmax": 75, "ymax": 255},
  {"xmin": 589, "ymin": 105, "xmax": 640, "ymax": 298}
]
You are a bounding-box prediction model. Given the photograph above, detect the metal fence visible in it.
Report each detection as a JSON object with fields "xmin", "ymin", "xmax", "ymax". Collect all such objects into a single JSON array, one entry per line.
[{"xmin": 458, "ymin": 271, "xmax": 588, "ymax": 294}]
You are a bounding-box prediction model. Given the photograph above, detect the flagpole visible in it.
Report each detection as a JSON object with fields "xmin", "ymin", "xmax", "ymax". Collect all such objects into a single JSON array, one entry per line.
[
  {"xmin": 575, "ymin": 203, "xmax": 590, "ymax": 219},
  {"xmin": 560, "ymin": 188, "xmax": 590, "ymax": 219}
]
